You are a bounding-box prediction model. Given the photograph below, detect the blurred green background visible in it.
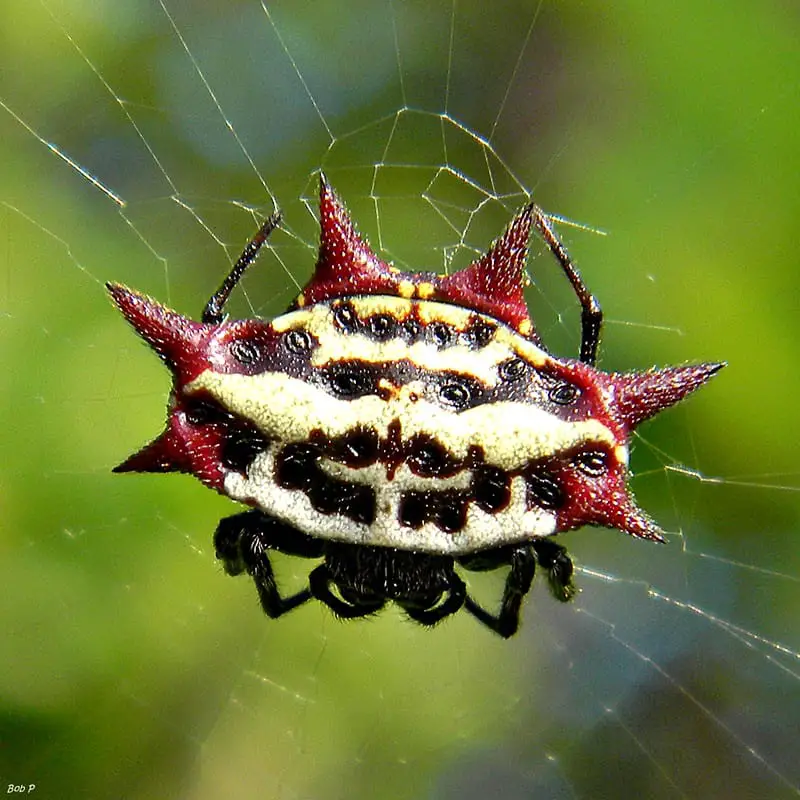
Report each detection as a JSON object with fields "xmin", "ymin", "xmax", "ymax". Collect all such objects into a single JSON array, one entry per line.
[{"xmin": 1, "ymin": 1, "xmax": 798, "ymax": 798}]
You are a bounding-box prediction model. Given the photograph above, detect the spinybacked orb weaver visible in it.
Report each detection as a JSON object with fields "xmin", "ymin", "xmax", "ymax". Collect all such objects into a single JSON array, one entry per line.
[{"xmin": 108, "ymin": 176, "xmax": 723, "ymax": 637}]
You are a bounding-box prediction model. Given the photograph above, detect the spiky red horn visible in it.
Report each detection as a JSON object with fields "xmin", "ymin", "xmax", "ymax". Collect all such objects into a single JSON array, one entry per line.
[
  {"xmin": 108, "ymin": 283, "xmax": 225, "ymax": 482},
  {"xmin": 439, "ymin": 204, "xmax": 534, "ymax": 333},
  {"xmin": 106, "ymin": 283, "xmax": 211, "ymax": 380},
  {"xmin": 610, "ymin": 362, "xmax": 725, "ymax": 432},
  {"xmin": 112, "ymin": 426, "xmax": 188, "ymax": 475},
  {"xmin": 601, "ymin": 484, "xmax": 665, "ymax": 542},
  {"xmin": 294, "ymin": 176, "xmax": 395, "ymax": 306}
]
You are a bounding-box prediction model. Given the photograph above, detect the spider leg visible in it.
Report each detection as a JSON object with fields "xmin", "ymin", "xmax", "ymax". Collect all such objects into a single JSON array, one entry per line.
[
  {"xmin": 461, "ymin": 545, "xmax": 537, "ymax": 638},
  {"xmin": 214, "ymin": 510, "xmax": 321, "ymax": 619},
  {"xmin": 202, "ymin": 211, "xmax": 282, "ymax": 324},
  {"xmin": 308, "ymin": 564, "xmax": 385, "ymax": 619},
  {"xmin": 531, "ymin": 206, "xmax": 603, "ymax": 366},
  {"xmin": 532, "ymin": 538, "xmax": 577, "ymax": 602},
  {"xmin": 402, "ymin": 573, "xmax": 467, "ymax": 628}
]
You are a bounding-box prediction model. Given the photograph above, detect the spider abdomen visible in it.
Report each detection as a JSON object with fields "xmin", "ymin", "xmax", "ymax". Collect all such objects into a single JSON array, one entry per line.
[{"xmin": 183, "ymin": 294, "xmax": 619, "ymax": 554}]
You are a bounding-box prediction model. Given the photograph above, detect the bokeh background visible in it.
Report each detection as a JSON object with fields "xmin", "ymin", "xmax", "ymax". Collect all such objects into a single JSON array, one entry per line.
[{"xmin": 2, "ymin": 1, "xmax": 798, "ymax": 798}]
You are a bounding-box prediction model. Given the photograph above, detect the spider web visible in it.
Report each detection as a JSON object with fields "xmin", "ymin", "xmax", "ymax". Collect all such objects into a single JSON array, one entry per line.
[{"xmin": 1, "ymin": 1, "xmax": 799, "ymax": 798}]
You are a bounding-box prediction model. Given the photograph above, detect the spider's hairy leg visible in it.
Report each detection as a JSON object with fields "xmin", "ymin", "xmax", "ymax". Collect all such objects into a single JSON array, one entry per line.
[
  {"xmin": 202, "ymin": 211, "xmax": 282, "ymax": 324},
  {"xmin": 532, "ymin": 537, "xmax": 577, "ymax": 602},
  {"xmin": 214, "ymin": 510, "xmax": 321, "ymax": 618},
  {"xmin": 402, "ymin": 573, "xmax": 467, "ymax": 628},
  {"xmin": 460, "ymin": 545, "xmax": 537, "ymax": 638},
  {"xmin": 531, "ymin": 206, "xmax": 603, "ymax": 366},
  {"xmin": 308, "ymin": 565, "xmax": 385, "ymax": 619}
]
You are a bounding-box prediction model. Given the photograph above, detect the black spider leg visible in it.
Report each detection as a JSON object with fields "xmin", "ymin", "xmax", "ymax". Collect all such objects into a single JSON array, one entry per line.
[
  {"xmin": 307, "ymin": 566, "xmax": 385, "ymax": 619},
  {"xmin": 531, "ymin": 206, "xmax": 603, "ymax": 366},
  {"xmin": 402, "ymin": 573, "xmax": 467, "ymax": 629},
  {"xmin": 459, "ymin": 545, "xmax": 537, "ymax": 638},
  {"xmin": 202, "ymin": 210, "xmax": 283, "ymax": 324},
  {"xmin": 214, "ymin": 509, "xmax": 323, "ymax": 618},
  {"xmin": 531, "ymin": 538, "xmax": 577, "ymax": 603}
]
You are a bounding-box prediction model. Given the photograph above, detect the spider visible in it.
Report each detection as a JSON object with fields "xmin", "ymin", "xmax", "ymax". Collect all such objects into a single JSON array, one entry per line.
[{"xmin": 108, "ymin": 176, "xmax": 722, "ymax": 636}]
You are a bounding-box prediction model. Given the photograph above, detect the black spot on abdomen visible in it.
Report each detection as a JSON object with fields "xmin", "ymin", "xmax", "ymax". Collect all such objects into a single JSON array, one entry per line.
[
  {"xmin": 472, "ymin": 466, "xmax": 511, "ymax": 512},
  {"xmin": 398, "ymin": 489, "xmax": 469, "ymax": 533},
  {"xmin": 524, "ymin": 465, "xmax": 564, "ymax": 510},
  {"xmin": 275, "ymin": 442, "xmax": 376, "ymax": 525}
]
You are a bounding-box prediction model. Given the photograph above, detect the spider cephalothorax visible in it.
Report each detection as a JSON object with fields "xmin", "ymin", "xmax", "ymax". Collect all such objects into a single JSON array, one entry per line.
[{"xmin": 108, "ymin": 175, "xmax": 723, "ymax": 637}]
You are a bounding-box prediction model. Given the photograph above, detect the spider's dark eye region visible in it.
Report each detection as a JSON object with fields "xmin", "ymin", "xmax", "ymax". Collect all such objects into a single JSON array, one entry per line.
[
  {"xmin": 573, "ymin": 450, "xmax": 608, "ymax": 476},
  {"xmin": 429, "ymin": 373, "xmax": 483, "ymax": 410},
  {"xmin": 331, "ymin": 371, "xmax": 371, "ymax": 397},
  {"xmin": 332, "ymin": 302, "xmax": 359, "ymax": 332},
  {"xmin": 439, "ymin": 380, "xmax": 470, "ymax": 408},
  {"xmin": 214, "ymin": 321, "xmax": 278, "ymax": 375},
  {"xmin": 549, "ymin": 381, "xmax": 579, "ymax": 405},
  {"xmin": 229, "ymin": 338, "xmax": 262, "ymax": 366},
  {"xmin": 366, "ymin": 313, "xmax": 397, "ymax": 340},
  {"xmin": 401, "ymin": 317, "xmax": 423, "ymax": 342},
  {"xmin": 499, "ymin": 357, "xmax": 527, "ymax": 382},
  {"xmin": 427, "ymin": 321, "xmax": 454, "ymax": 348},
  {"xmin": 324, "ymin": 364, "xmax": 376, "ymax": 398},
  {"xmin": 283, "ymin": 328, "xmax": 313, "ymax": 355},
  {"xmin": 461, "ymin": 318, "xmax": 496, "ymax": 349}
]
